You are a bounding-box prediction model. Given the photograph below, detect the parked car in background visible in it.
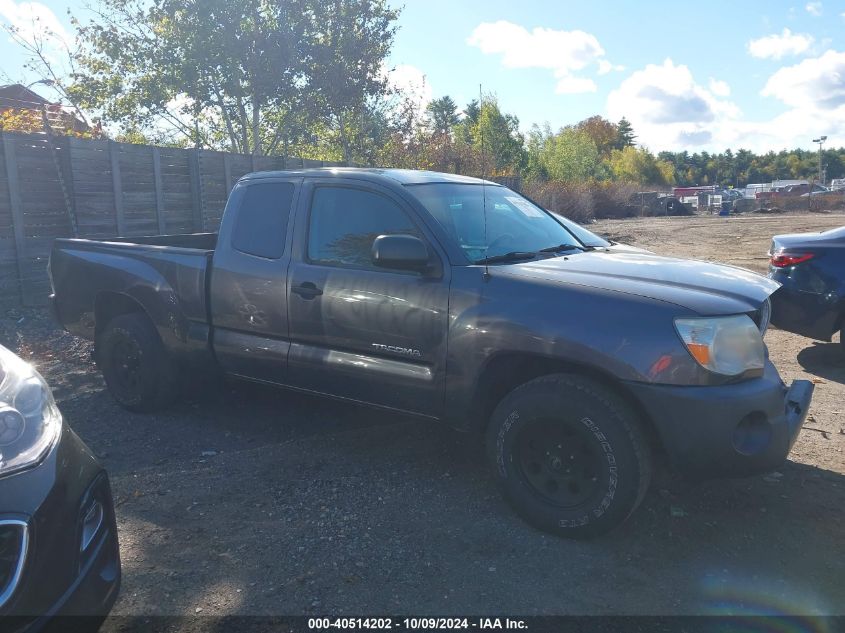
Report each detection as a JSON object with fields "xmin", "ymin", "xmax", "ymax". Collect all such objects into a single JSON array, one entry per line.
[
  {"xmin": 50, "ymin": 168, "xmax": 813, "ymax": 538},
  {"xmin": 800, "ymin": 186, "xmax": 836, "ymax": 197},
  {"xmin": 756, "ymin": 187, "xmax": 785, "ymax": 200},
  {"xmin": 0, "ymin": 344, "xmax": 120, "ymax": 628},
  {"xmin": 769, "ymin": 226, "xmax": 845, "ymax": 353},
  {"xmin": 759, "ymin": 183, "xmax": 828, "ymax": 199},
  {"xmin": 829, "ymin": 178, "xmax": 845, "ymax": 191}
]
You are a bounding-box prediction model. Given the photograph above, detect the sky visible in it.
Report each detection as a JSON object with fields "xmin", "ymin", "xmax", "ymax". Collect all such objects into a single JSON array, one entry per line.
[{"xmin": 1, "ymin": 0, "xmax": 844, "ymax": 153}]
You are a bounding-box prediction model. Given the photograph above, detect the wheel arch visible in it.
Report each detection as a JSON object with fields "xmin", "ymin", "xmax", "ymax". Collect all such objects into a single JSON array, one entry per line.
[
  {"xmin": 465, "ymin": 351, "xmax": 666, "ymax": 460},
  {"xmin": 94, "ymin": 291, "xmax": 149, "ymax": 336}
]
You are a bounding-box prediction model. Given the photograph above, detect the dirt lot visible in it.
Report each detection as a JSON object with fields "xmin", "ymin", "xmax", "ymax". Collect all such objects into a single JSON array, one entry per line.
[{"xmin": 2, "ymin": 212, "xmax": 844, "ymax": 622}]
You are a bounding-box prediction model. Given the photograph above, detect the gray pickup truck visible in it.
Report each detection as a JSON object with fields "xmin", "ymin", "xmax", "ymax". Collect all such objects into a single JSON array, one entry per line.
[{"xmin": 49, "ymin": 168, "xmax": 813, "ymax": 538}]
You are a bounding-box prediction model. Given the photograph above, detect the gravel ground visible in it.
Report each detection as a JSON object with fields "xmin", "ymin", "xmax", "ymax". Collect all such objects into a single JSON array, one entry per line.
[{"xmin": 1, "ymin": 211, "xmax": 844, "ymax": 621}]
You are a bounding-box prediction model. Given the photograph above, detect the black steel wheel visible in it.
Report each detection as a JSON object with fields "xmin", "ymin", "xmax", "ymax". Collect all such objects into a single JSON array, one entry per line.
[
  {"xmin": 515, "ymin": 418, "xmax": 604, "ymax": 509},
  {"xmin": 108, "ymin": 338, "xmax": 143, "ymax": 397},
  {"xmin": 96, "ymin": 313, "xmax": 179, "ymax": 412}
]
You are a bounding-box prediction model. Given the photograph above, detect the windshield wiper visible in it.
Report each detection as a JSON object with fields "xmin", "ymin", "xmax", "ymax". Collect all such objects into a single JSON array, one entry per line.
[
  {"xmin": 475, "ymin": 251, "xmax": 537, "ymax": 265},
  {"xmin": 538, "ymin": 243, "xmax": 589, "ymax": 253}
]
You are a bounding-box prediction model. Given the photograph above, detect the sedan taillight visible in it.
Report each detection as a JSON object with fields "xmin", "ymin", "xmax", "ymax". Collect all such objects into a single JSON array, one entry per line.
[{"xmin": 770, "ymin": 252, "xmax": 815, "ymax": 268}]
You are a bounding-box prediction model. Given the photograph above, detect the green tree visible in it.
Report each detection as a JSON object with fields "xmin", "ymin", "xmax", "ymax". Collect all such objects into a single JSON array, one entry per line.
[
  {"xmin": 69, "ymin": 0, "xmax": 399, "ymax": 157},
  {"xmin": 608, "ymin": 146, "xmax": 674, "ymax": 186},
  {"xmin": 425, "ymin": 96, "xmax": 460, "ymax": 136},
  {"xmin": 615, "ymin": 117, "xmax": 636, "ymax": 149},
  {"xmin": 542, "ymin": 127, "xmax": 605, "ymax": 182},
  {"xmin": 463, "ymin": 99, "xmax": 481, "ymax": 125},
  {"xmin": 306, "ymin": 0, "xmax": 400, "ymax": 163},
  {"xmin": 454, "ymin": 96, "xmax": 524, "ymax": 176}
]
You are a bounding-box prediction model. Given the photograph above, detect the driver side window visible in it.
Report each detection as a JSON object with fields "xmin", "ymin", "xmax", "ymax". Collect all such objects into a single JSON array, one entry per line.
[{"xmin": 307, "ymin": 186, "xmax": 422, "ymax": 270}]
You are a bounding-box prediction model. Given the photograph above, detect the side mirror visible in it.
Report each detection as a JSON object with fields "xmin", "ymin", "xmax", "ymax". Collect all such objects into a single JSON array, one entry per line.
[{"xmin": 371, "ymin": 234, "xmax": 430, "ymax": 272}]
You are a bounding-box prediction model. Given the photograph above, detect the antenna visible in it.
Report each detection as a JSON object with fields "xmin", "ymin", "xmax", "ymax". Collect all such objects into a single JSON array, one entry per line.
[{"xmin": 479, "ymin": 83, "xmax": 490, "ymax": 280}]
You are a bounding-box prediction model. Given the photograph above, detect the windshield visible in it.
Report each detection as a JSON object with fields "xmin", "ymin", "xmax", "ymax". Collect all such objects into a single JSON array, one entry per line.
[{"xmin": 407, "ymin": 183, "xmax": 584, "ymax": 263}]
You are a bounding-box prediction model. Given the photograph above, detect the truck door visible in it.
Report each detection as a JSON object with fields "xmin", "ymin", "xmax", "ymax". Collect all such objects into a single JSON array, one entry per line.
[
  {"xmin": 286, "ymin": 180, "xmax": 450, "ymax": 417},
  {"xmin": 209, "ymin": 177, "xmax": 299, "ymax": 383}
]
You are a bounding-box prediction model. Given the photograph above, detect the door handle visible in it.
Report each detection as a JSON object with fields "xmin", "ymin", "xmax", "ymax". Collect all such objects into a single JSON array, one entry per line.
[{"xmin": 291, "ymin": 282, "xmax": 323, "ymax": 299}]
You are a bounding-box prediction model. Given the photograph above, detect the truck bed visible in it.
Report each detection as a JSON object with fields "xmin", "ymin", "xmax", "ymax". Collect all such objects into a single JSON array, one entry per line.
[{"xmin": 49, "ymin": 233, "xmax": 218, "ymax": 344}]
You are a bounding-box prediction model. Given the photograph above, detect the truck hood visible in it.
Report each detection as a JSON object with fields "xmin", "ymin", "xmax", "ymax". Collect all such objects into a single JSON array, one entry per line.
[{"xmin": 500, "ymin": 251, "xmax": 779, "ymax": 315}]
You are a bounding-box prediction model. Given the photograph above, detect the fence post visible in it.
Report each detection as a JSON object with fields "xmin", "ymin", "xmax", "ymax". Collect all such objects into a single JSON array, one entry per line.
[
  {"xmin": 45, "ymin": 114, "xmax": 77, "ymax": 237},
  {"xmin": 109, "ymin": 141, "xmax": 126, "ymax": 235},
  {"xmin": 223, "ymin": 153, "xmax": 233, "ymax": 194},
  {"xmin": 189, "ymin": 148, "xmax": 204, "ymax": 232},
  {"xmin": 1, "ymin": 132, "xmax": 25, "ymax": 305},
  {"xmin": 151, "ymin": 146, "xmax": 166, "ymax": 234}
]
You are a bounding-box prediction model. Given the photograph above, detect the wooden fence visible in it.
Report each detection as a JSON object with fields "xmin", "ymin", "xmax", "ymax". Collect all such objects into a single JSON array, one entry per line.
[{"xmin": 0, "ymin": 131, "xmax": 345, "ymax": 307}]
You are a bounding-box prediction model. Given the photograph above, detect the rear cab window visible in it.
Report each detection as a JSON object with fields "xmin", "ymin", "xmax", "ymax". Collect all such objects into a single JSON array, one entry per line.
[{"xmin": 231, "ymin": 182, "xmax": 295, "ymax": 259}]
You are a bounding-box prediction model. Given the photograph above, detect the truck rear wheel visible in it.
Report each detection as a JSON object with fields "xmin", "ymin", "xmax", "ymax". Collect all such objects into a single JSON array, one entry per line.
[
  {"xmin": 96, "ymin": 313, "xmax": 179, "ymax": 412},
  {"xmin": 486, "ymin": 374, "xmax": 652, "ymax": 538}
]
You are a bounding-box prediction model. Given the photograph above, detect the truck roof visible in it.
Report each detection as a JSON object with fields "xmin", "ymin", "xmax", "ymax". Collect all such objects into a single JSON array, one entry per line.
[{"xmin": 240, "ymin": 167, "xmax": 500, "ymax": 186}]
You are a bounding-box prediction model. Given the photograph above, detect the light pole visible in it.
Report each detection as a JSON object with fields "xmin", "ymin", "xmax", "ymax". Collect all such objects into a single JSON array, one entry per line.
[{"xmin": 812, "ymin": 135, "xmax": 827, "ymax": 186}]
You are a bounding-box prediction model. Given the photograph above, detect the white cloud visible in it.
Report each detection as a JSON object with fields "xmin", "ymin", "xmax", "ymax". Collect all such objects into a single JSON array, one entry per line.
[
  {"xmin": 598, "ymin": 59, "xmax": 625, "ymax": 75},
  {"xmin": 606, "ymin": 59, "xmax": 740, "ymax": 151},
  {"xmin": 761, "ymin": 49, "xmax": 845, "ymax": 110},
  {"xmin": 606, "ymin": 50, "xmax": 845, "ymax": 153},
  {"xmin": 708, "ymin": 78, "xmax": 731, "ymax": 97},
  {"xmin": 747, "ymin": 28, "xmax": 814, "ymax": 59},
  {"xmin": 805, "ymin": 1, "xmax": 822, "ymax": 15},
  {"xmin": 467, "ymin": 20, "xmax": 617, "ymax": 94},
  {"xmin": 0, "ymin": 0, "xmax": 70, "ymax": 47}
]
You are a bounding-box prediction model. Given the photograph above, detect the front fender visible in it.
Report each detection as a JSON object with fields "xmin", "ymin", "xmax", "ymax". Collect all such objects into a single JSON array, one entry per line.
[{"xmin": 443, "ymin": 269, "xmax": 715, "ymax": 428}]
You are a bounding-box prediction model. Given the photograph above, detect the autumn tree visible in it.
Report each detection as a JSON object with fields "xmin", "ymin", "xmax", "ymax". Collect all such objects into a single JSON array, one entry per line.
[{"xmin": 576, "ymin": 115, "xmax": 618, "ymax": 157}]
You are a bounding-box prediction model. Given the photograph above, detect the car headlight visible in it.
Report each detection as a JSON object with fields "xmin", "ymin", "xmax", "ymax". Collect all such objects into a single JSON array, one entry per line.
[
  {"xmin": 0, "ymin": 344, "xmax": 61, "ymax": 478},
  {"xmin": 674, "ymin": 315, "xmax": 765, "ymax": 377}
]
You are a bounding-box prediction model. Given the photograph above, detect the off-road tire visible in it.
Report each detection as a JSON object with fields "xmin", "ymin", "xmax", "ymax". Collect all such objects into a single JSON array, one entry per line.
[
  {"xmin": 96, "ymin": 313, "xmax": 180, "ymax": 412},
  {"xmin": 485, "ymin": 373, "xmax": 652, "ymax": 539}
]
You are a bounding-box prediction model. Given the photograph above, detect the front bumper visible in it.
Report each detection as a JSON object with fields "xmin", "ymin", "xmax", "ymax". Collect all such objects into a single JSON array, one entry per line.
[
  {"xmin": 0, "ymin": 425, "xmax": 121, "ymax": 630},
  {"xmin": 625, "ymin": 361, "xmax": 814, "ymax": 478}
]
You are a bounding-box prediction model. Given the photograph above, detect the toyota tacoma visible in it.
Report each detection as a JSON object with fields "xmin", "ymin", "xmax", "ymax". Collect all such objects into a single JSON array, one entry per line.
[{"xmin": 48, "ymin": 168, "xmax": 813, "ymax": 538}]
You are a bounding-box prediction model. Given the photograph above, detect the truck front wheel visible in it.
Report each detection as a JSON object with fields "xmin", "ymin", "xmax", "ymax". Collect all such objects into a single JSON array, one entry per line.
[
  {"xmin": 486, "ymin": 374, "xmax": 652, "ymax": 538},
  {"xmin": 96, "ymin": 313, "xmax": 179, "ymax": 412}
]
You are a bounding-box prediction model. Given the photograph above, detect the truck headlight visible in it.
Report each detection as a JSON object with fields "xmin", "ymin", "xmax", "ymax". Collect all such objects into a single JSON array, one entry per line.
[
  {"xmin": 674, "ymin": 315, "xmax": 765, "ymax": 377},
  {"xmin": 0, "ymin": 345, "xmax": 61, "ymax": 478}
]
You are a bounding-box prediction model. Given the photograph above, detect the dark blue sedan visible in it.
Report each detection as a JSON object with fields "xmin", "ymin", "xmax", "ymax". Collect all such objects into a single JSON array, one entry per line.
[{"xmin": 769, "ymin": 226, "xmax": 845, "ymax": 352}]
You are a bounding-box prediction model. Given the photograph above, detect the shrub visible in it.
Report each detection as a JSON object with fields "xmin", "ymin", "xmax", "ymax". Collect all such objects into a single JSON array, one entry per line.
[
  {"xmin": 523, "ymin": 180, "xmax": 594, "ymax": 222},
  {"xmin": 523, "ymin": 180, "xmax": 659, "ymax": 220},
  {"xmin": 592, "ymin": 182, "xmax": 640, "ymax": 218}
]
